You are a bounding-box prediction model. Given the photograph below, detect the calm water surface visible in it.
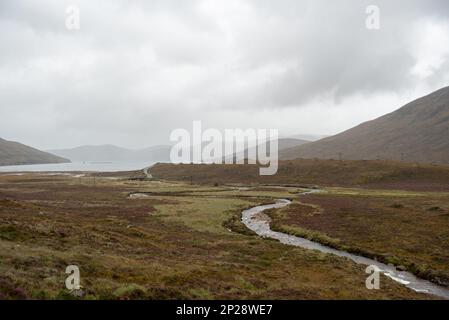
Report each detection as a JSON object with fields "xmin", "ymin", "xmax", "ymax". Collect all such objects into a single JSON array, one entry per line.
[{"xmin": 0, "ymin": 161, "xmax": 153, "ymax": 172}]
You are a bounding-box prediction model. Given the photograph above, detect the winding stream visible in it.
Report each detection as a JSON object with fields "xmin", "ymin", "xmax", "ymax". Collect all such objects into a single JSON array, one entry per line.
[
  {"xmin": 129, "ymin": 185, "xmax": 449, "ymax": 299},
  {"xmin": 241, "ymin": 198, "xmax": 449, "ymax": 299}
]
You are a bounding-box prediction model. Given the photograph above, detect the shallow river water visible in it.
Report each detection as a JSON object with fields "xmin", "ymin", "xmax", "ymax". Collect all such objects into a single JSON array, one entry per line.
[{"xmin": 241, "ymin": 198, "xmax": 449, "ymax": 299}]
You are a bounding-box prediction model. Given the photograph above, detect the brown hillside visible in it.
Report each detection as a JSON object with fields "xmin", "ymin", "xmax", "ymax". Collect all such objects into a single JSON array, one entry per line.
[
  {"xmin": 280, "ymin": 86, "xmax": 449, "ymax": 164},
  {"xmin": 0, "ymin": 138, "xmax": 69, "ymax": 166}
]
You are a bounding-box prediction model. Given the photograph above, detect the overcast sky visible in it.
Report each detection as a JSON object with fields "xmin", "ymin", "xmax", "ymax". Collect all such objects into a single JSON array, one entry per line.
[{"xmin": 1, "ymin": 0, "xmax": 449, "ymax": 150}]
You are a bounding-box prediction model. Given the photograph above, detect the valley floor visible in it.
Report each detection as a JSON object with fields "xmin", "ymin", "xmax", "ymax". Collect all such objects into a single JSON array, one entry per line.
[
  {"xmin": 0, "ymin": 172, "xmax": 439, "ymax": 299},
  {"xmin": 268, "ymin": 187, "xmax": 449, "ymax": 287}
]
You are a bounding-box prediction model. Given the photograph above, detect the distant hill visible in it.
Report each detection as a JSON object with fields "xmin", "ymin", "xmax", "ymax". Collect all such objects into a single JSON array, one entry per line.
[
  {"xmin": 288, "ymin": 134, "xmax": 328, "ymax": 142},
  {"xmin": 0, "ymin": 138, "xmax": 69, "ymax": 166},
  {"xmin": 277, "ymin": 138, "xmax": 311, "ymax": 150},
  {"xmin": 213, "ymin": 138, "xmax": 310, "ymax": 163},
  {"xmin": 49, "ymin": 145, "xmax": 133, "ymax": 162},
  {"xmin": 280, "ymin": 86, "xmax": 449, "ymax": 164},
  {"xmin": 134, "ymin": 145, "xmax": 173, "ymax": 163},
  {"xmin": 49, "ymin": 144, "xmax": 172, "ymax": 163},
  {"xmin": 233, "ymin": 138, "xmax": 309, "ymax": 159},
  {"xmin": 50, "ymin": 139, "xmax": 308, "ymax": 164}
]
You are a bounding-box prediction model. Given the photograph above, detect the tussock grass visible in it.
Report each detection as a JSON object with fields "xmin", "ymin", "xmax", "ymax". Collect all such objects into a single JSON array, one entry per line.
[
  {"xmin": 0, "ymin": 174, "xmax": 432, "ymax": 299},
  {"xmin": 269, "ymin": 191, "xmax": 449, "ymax": 287}
]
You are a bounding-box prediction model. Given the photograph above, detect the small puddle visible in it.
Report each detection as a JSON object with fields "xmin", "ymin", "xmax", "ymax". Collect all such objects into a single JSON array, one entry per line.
[
  {"xmin": 129, "ymin": 193, "xmax": 151, "ymax": 199},
  {"xmin": 242, "ymin": 198, "xmax": 449, "ymax": 299}
]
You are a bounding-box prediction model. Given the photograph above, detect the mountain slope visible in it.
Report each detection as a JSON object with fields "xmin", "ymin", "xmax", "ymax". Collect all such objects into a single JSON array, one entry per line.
[
  {"xmin": 280, "ymin": 86, "xmax": 449, "ymax": 164},
  {"xmin": 0, "ymin": 138, "xmax": 69, "ymax": 166}
]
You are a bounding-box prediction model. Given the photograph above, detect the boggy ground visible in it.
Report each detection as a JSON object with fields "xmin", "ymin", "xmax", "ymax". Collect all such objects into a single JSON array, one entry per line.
[
  {"xmin": 0, "ymin": 173, "xmax": 429, "ymax": 299},
  {"xmin": 150, "ymin": 159, "xmax": 449, "ymax": 191},
  {"xmin": 268, "ymin": 188, "xmax": 449, "ymax": 287}
]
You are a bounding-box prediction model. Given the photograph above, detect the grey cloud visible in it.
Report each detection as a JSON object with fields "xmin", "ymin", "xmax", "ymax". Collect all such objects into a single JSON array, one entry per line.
[{"xmin": 0, "ymin": 0, "xmax": 448, "ymax": 149}]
